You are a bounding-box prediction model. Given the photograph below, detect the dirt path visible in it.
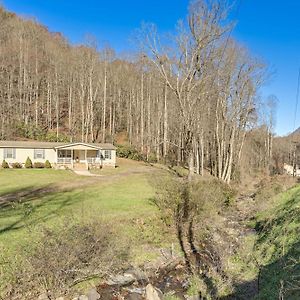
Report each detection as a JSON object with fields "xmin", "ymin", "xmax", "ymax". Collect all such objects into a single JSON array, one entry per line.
[{"xmin": 73, "ymin": 170, "xmax": 103, "ymax": 176}]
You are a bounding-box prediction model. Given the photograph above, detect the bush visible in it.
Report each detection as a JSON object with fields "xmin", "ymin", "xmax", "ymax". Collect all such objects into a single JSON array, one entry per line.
[
  {"xmin": 131, "ymin": 152, "xmax": 144, "ymax": 161},
  {"xmin": 116, "ymin": 145, "xmax": 134, "ymax": 158},
  {"xmin": 147, "ymin": 153, "xmax": 158, "ymax": 163},
  {"xmin": 116, "ymin": 145, "xmax": 145, "ymax": 161},
  {"xmin": 14, "ymin": 122, "xmax": 46, "ymax": 140},
  {"xmin": 25, "ymin": 157, "xmax": 33, "ymax": 168},
  {"xmin": 45, "ymin": 132, "xmax": 69, "ymax": 142},
  {"xmin": 3, "ymin": 220, "xmax": 130, "ymax": 298},
  {"xmin": 1, "ymin": 160, "xmax": 9, "ymax": 169},
  {"xmin": 11, "ymin": 162, "xmax": 22, "ymax": 169},
  {"xmin": 151, "ymin": 176, "xmax": 237, "ymax": 298},
  {"xmin": 44, "ymin": 160, "xmax": 52, "ymax": 169},
  {"xmin": 33, "ymin": 162, "xmax": 45, "ymax": 168}
]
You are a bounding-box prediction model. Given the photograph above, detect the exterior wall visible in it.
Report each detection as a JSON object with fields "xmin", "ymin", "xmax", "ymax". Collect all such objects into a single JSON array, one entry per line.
[
  {"xmin": 0, "ymin": 148, "xmax": 57, "ymax": 166},
  {"xmin": 283, "ymin": 163, "xmax": 300, "ymax": 176},
  {"xmin": 100, "ymin": 149, "xmax": 116, "ymax": 167},
  {"xmin": 284, "ymin": 163, "xmax": 293, "ymax": 175},
  {"xmin": 0, "ymin": 147, "xmax": 116, "ymax": 168}
]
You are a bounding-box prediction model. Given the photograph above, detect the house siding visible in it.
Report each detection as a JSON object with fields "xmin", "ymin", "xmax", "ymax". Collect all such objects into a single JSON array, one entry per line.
[
  {"xmin": 0, "ymin": 148, "xmax": 57, "ymax": 165},
  {"xmin": 100, "ymin": 149, "xmax": 116, "ymax": 166},
  {"xmin": 0, "ymin": 147, "xmax": 116, "ymax": 168}
]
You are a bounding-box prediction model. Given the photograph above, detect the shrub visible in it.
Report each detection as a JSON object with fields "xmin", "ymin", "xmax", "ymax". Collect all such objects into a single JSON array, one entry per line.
[
  {"xmin": 131, "ymin": 152, "xmax": 144, "ymax": 161},
  {"xmin": 151, "ymin": 176, "xmax": 237, "ymax": 298},
  {"xmin": 14, "ymin": 122, "xmax": 46, "ymax": 140},
  {"xmin": 44, "ymin": 160, "xmax": 52, "ymax": 169},
  {"xmin": 4, "ymin": 220, "xmax": 130, "ymax": 298},
  {"xmin": 116, "ymin": 145, "xmax": 145, "ymax": 161},
  {"xmin": 33, "ymin": 162, "xmax": 45, "ymax": 169},
  {"xmin": 2, "ymin": 160, "xmax": 9, "ymax": 169},
  {"xmin": 25, "ymin": 157, "xmax": 33, "ymax": 168},
  {"xmin": 45, "ymin": 132, "xmax": 69, "ymax": 142},
  {"xmin": 11, "ymin": 162, "xmax": 22, "ymax": 169},
  {"xmin": 116, "ymin": 145, "xmax": 134, "ymax": 158},
  {"xmin": 147, "ymin": 153, "xmax": 158, "ymax": 163}
]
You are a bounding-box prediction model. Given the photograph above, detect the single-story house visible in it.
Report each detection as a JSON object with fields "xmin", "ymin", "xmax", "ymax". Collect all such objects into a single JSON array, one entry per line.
[
  {"xmin": 283, "ymin": 163, "xmax": 300, "ymax": 176},
  {"xmin": 0, "ymin": 141, "xmax": 116, "ymax": 169}
]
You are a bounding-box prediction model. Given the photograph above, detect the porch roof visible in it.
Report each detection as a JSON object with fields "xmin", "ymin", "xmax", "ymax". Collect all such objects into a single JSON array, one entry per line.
[
  {"xmin": 54, "ymin": 142, "xmax": 116, "ymax": 150},
  {"xmin": 0, "ymin": 140, "xmax": 116, "ymax": 150}
]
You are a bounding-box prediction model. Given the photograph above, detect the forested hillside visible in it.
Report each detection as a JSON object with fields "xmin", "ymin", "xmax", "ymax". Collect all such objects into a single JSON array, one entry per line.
[
  {"xmin": 0, "ymin": 3, "xmax": 277, "ymax": 182},
  {"xmin": 1, "ymin": 2, "xmax": 300, "ymax": 299}
]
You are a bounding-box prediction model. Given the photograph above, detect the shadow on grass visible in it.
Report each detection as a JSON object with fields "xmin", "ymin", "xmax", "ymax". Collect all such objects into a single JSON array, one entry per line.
[
  {"xmin": 222, "ymin": 242, "xmax": 300, "ymax": 300},
  {"xmin": 222, "ymin": 188, "xmax": 300, "ymax": 300},
  {"xmin": 0, "ymin": 185, "xmax": 57, "ymax": 209},
  {"xmin": 0, "ymin": 184, "xmax": 82, "ymax": 235}
]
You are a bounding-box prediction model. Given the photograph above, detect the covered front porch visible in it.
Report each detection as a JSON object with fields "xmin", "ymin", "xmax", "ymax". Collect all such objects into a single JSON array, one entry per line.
[{"xmin": 56, "ymin": 144, "xmax": 102, "ymax": 169}]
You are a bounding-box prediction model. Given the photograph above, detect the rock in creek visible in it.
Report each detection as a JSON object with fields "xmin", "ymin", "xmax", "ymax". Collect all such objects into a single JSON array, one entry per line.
[
  {"xmin": 87, "ymin": 288, "xmax": 100, "ymax": 300},
  {"xmin": 106, "ymin": 273, "xmax": 135, "ymax": 286},
  {"xmin": 38, "ymin": 293, "xmax": 49, "ymax": 300},
  {"xmin": 145, "ymin": 284, "xmax": 163, "ymax": 300}
]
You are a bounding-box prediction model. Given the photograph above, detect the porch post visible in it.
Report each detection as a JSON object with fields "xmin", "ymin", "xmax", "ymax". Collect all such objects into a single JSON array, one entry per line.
[
  {"xmin": 85, "ymin": 149, "xmax": 87, "ymax": 169},
  {"xmin": 71, "ymin": 150, "xmax": 74, "ymax": 169}
]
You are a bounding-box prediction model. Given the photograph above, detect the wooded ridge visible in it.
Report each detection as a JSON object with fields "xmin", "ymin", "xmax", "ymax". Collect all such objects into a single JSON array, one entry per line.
[{"xmin": 0, "ymin": 2, "xmax": 276, "ymax": 182}]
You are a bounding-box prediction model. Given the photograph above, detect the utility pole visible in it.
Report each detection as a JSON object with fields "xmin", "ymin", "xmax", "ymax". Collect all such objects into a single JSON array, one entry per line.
[{"xmin": 292, "ymin": 141, "xmax": 297, "ymax": 177}]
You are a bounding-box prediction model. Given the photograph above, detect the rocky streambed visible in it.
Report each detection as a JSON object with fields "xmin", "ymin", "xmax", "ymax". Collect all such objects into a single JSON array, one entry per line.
[{"xmin": 96, "ymin": 258, "xmax": 191, "ymax": 300}]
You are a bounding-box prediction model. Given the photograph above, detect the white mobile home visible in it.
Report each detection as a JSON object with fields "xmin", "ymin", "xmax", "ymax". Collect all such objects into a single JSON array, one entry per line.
[{"xmin": 0, "ymin": 141, "xmax": 116, "ymax": 169}]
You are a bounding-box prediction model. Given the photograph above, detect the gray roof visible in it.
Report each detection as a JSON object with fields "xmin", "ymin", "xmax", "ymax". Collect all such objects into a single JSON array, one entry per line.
[{"xmin": 0, "ymin": 140, "xmax": 116, "ymax": 150}]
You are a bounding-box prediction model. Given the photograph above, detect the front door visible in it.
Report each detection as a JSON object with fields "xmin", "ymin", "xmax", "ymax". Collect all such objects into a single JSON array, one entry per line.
[{"xmin": 74, "ymin": 150, "xmax": 85, "ymax": 163}]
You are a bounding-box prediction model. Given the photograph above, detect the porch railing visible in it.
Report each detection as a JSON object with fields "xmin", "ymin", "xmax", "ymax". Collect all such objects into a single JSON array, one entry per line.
[
  {"xmin": 86, "ymin": 157, "xmax": 101, "ymax": 164},
  {"xmin": 57, "ymin": 157, "xmax": 72, "ymax": 164}
]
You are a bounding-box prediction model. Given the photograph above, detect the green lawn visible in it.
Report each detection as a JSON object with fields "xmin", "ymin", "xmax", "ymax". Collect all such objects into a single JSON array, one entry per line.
[
  {"xmin": 0, "ymin": 163, "xmax": 170, "ymax": 272},
  {"xmin": 0, "ymin": 168, "xmax": 77, "ymax": 195}
]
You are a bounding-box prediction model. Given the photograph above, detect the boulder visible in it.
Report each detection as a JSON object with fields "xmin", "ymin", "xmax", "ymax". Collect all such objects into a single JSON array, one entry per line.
[
  {"xmin": 106, "ymin": 273, "xmax": 135, "ymax": 286},
  {"xmin": 87, "ymin": 288, "xmax": 100, "ymax": 300},
  {"xmin": 145, "ymin": 284, "xmax": 162, "ymax": 300},
  {"xmin": 78, "ymin": 295, "xmax": 88, "ymax": 300},
  {"xmin": 125, "ymin": 287, "xmax": 145, "ymax": 295},
  {"xmin": 127, "ymin": 294, "xmax": 143, "ymax": 300},
  {"xmin": 124, "ymin": 268, "xmax": 148, "ymax": 282},
  {"xmin": 38, "ymin": 293, "xmax": 49, "ymax": 300}
]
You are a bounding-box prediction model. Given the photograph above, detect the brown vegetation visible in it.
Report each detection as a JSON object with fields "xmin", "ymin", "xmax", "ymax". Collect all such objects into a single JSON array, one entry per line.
[
  {"xmin": 4, "ymin": 220, "xmax": 130, "ymax": 299},
  {"xmin": 0, "ymin": 0, "xmax": 277, "ymax": 183}
]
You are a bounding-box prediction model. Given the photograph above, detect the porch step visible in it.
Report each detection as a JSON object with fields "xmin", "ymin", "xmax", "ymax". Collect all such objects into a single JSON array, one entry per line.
[{"xmin": 73, "ymin": 163, "xmax": 87, "ymax": 170}]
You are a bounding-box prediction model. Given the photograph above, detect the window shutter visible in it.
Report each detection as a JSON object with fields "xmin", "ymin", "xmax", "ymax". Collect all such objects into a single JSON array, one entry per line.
[
  {"xmin": 13, "ymin": 148, "xmax": 16, "ymax": 159},
  {"xmin": 3, "ymin": 149, "xmax": 7, "ymax": 159}
]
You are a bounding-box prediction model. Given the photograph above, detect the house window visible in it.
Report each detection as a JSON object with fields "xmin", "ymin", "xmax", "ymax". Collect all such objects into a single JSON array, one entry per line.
[
  {"xmin": 34, "ymin": 149, "xmax": 45, "ymax": 159},
  {"xmin": 58, "ymin": 150, "xmax": 72, "ymax": 158},
  {"xmin": 97, "ymin": 150, "xmax": 104, "ymax": 159},
  {"xmin": 104, "ymin": 150, "xmax": 111, "ymax": 160},
  {"xmin": 4, "ymin": 148, "xmax": 16, "ymax": 159}
]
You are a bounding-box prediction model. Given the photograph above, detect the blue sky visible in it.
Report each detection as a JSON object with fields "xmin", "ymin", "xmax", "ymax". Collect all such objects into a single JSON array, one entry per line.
[{"xmin": 2, "ymin": 0, "xmax": 300, "ymax": 136}]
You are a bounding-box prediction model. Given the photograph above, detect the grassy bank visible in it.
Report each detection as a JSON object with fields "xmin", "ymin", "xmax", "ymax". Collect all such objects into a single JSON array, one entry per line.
[
  {"xmin": 254, "ymin": 184, "xmax": 300, "ymax": 299},
  {"xmin": 227, "ymin": 181, "xmax": 300, "ymax": 299}
]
